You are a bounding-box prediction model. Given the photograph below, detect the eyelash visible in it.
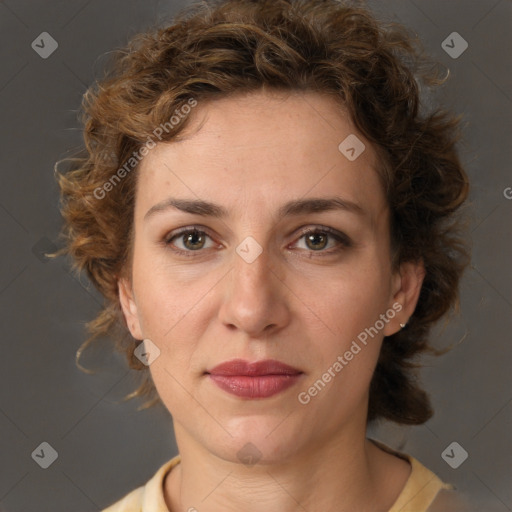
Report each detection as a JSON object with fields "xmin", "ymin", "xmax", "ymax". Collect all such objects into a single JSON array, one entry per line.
[{"xmin": 163, "ymin": 225, "xmax": 352, "ymax": 258}]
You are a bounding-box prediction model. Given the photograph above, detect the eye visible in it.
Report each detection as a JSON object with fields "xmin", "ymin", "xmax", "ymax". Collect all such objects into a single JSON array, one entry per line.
[
  {"xmin": 292, "ymin": 227, "xmax": 351, "ymax": 254},
  {"xmin": 163, "ymin": 225, "xmax": 351, "ymax": 257},
  {"xmin": 165, "ymin": 227, "xmax": 217, "ymax": 254}
]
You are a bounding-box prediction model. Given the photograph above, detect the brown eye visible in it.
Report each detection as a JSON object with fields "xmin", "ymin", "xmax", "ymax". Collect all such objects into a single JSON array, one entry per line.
[
  {"xmin": 292, "ymin": 227, "xmax": 351, "ymax": 254},
  {"xmin": 165, "ymin": 228, "xmax": 215, "ymax": 253},
  {"xmin": 182, "ymin": 230, "xmax": 206, "ymax": 250},
  {"xmin": 305, "ymin": 232, "xmax": 329, "ymax": 250}
]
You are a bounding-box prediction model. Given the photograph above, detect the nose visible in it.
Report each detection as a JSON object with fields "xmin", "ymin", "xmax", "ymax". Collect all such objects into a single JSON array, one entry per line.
[{"xmin": 217, "ymin": 243, "xmax": 290, "ymax": 338}]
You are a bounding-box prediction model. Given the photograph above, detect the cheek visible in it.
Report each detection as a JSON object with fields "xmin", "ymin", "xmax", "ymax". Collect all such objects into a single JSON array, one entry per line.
[
  {"xmin": 131, "ymin": 247, "xmax": 211, "ymax": 339},
  {"xmin": 299, "ymin": 257, "xmax": 390, "ymax": 397},
  {"xmin": 305, "ymin": 259, "xmax": 391, "ymax": 343},
  {"xmin": 130, "ymin": 250, "xmax": 221, "ymax": 388},
  {"xmin": 298, "ymin": 282, "xmax": 386, "ymax": 421}
]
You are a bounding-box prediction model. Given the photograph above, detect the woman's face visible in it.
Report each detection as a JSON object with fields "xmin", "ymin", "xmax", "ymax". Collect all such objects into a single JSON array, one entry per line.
[{"xmin": 119, "ymin": 90, "xmax": 424, "ymax": 464}]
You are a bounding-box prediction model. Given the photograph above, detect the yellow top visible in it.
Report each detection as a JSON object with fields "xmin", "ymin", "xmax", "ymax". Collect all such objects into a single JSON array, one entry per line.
[{"xmin": 102, "ymin": 441, "xmax": 466, "ymax": 512}]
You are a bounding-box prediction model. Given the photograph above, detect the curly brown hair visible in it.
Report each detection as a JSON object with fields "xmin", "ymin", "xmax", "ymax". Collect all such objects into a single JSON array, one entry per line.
[{"xmin": 53, "ymin": 0, "xmax": 471, "ymax": 425}]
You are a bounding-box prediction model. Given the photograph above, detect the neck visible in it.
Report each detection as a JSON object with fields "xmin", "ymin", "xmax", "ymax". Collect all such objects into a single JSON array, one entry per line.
[{"xmin": 164, "ymin": 422, "xmax": 410, "ymax": 512}]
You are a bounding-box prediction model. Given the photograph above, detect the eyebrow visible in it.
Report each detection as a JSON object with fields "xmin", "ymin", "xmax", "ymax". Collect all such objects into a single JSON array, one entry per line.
[{"xmin": 144, "ymin": 196, "xmax": 367, "ymax": 221}]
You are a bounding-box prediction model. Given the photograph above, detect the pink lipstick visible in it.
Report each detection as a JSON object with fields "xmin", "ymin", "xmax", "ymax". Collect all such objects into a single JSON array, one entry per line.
[{"xmin": 207, "ymin": 359, "xmax": 303, "ymax": 399}]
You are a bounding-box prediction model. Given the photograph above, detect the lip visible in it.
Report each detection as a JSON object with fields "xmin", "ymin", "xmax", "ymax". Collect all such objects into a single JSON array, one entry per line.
[{"xmin": 206, "ymin": 359, "xmax": 303, "ymax": 399}]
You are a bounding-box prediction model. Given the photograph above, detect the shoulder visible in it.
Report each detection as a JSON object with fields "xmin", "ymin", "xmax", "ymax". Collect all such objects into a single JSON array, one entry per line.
[
  {"xmin": 101, "ymin": 455, "xmax": 181, "ymax": 512},
  {"xmin": 102, "ymin": 487, "xmax": 144, "ymax": 512},
  {"xmin": 427, "ymin": 488, "xmax": 473, "ymax": 512},
  {"xmin": 388, "ymin": 455, "xmax": 454, "ymax": 512},
  {"xmin": 370, "ymin": 439, "xmax": 461, "ymax": 512}
]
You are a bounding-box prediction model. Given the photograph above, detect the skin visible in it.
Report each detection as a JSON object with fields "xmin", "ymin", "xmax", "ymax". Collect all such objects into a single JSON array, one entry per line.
[{"xmin": 118, "ymin": 89, "xmax": 426, "ymax": 512}]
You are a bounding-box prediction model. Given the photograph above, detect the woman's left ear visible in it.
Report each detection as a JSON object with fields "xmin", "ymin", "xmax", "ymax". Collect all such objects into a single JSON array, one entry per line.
[
  {"xmin": 383, "ymin": 259, "xmax": 426, "ymax": 337},
  {"xmin": 118, "ymin": 277, "xmax": 144, "ymax": 340}
]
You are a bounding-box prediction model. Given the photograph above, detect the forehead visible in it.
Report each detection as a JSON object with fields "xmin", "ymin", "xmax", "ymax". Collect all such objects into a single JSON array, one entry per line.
[{"xmin": 135, "ymin": 90, "xmax": 387, "ymax": 226}]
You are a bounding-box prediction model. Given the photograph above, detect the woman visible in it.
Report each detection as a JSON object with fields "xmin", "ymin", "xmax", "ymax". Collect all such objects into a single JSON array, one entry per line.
[{"xmin": 55, "ymin": 0, "xmax": 471, "ymax": 510}]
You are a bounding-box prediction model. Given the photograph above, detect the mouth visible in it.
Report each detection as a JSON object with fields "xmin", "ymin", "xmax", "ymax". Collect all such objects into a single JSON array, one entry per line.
[{"xmin": 206, "ymin": 359, "xmax": 304, "ymax": 399}]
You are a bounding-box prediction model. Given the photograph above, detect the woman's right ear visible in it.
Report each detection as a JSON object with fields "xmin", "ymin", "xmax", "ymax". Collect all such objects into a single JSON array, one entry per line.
[{"xmin": 118, "ymin": 277, "xmax": 143, "ymax": 340}]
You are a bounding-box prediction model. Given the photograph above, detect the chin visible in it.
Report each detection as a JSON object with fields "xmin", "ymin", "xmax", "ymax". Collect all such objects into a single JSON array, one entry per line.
[{"xmin": 209, "ymin": 415, "xmax": 307, "ymax": 466}]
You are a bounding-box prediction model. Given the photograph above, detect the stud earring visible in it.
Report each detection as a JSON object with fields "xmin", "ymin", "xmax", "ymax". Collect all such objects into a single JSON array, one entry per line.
[{"xmin": 400, "ymin": 322, "xmax": 407, "ymax": 329}]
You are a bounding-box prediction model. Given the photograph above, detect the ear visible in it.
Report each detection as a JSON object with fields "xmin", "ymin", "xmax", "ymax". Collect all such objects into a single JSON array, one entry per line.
[
  {"xmin": 118, "ymin": 277, "xmax": 144, "ymax": 340},
  {"xmin": 383, "ymin": 259, "xmax": 426, "ymax": 337}
]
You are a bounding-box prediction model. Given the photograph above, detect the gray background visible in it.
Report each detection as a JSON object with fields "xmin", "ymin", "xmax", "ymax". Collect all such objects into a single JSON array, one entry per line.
[{"xmin": 0, "ymin": 0, "xmax": 510, "ymax": 510}]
